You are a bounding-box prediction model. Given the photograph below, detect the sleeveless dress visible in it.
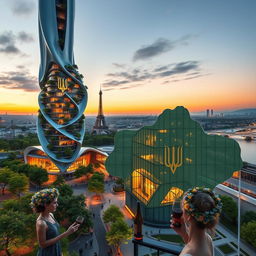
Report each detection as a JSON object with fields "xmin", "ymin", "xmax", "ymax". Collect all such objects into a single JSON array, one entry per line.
[{"xmin": 37, "ymin": 218, "xmax": 62, "ymax": 256}]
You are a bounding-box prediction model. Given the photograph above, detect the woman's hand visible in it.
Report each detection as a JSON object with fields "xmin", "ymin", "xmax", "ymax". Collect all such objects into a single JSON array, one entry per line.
[
  {"xmin": 66, "ymin": 223, "xmax": 80, "ymax": 235},
  {"xmin": 170, "ymin": 215, "xmax": 189, "ymax": 243}
]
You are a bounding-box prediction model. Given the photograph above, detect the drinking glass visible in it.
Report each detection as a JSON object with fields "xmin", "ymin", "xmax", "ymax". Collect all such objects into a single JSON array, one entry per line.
[
  {"xmin": 172, "ymin": 200, "xmax": 183, "ymax": 227},
  {"xmin": 76, "ymin": 216, "xmax": 84, "ymax": 225}
]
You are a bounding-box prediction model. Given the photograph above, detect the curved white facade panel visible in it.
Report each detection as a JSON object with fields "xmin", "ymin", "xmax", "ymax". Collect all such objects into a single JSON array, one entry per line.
[{"xmin": 37, "ymin": 0, "xmax": 87, "ymax": 172}]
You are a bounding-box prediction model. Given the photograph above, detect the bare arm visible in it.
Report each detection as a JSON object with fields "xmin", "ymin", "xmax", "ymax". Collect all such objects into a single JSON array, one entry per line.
[{"xmin": 36, "ymin": 220, "xmax": 79, "ymax": 249}]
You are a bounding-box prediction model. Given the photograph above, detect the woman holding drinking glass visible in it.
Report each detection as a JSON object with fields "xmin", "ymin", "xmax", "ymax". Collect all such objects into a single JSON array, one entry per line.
[
  {"xmin": 171, "ymin": 187, "xmax": 222, "ymax": 256},
  {"xmin": 31, "ymin": 188, "xmax": 80, "ymax": 256}
]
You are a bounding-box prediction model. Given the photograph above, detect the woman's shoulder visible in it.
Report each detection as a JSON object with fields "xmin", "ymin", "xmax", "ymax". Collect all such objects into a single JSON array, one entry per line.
[
  {"xmin": 180, "ymin": 245, "xmax": 194, "ymax": 256},
  {"xmin": 36, "ymin": 218, "xmax": 47, "ymax": 228}
]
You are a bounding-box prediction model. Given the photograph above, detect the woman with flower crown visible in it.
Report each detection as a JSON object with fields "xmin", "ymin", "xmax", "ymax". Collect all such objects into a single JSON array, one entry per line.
[
  {"xmin": 171, "ymin": 187, "xmax": 222, "ymax": 256},
  {"xmin": 31, "ymin": 188, "xmax": 80, "ymax": 256}
]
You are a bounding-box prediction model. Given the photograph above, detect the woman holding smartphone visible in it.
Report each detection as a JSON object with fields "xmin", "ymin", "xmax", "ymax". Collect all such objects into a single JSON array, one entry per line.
[
  {"xmin": 31, "ymin": 188, "xmax": 80, "ymax": 256},
  {"xmin": 171, "ymin": 187, "xmax": 222, "ymax": 256}
]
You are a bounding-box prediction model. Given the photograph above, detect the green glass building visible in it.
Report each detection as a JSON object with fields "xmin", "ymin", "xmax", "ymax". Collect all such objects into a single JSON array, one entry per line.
[{"xmin": 106, "ymin": 107, "xmax": 243, "ymax": 226}]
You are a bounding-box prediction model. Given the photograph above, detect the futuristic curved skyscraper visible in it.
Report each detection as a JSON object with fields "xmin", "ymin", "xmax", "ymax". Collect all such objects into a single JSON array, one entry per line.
[{"xmin": 37, "ymin": 0, "xmax": 87, "ymax": 172}]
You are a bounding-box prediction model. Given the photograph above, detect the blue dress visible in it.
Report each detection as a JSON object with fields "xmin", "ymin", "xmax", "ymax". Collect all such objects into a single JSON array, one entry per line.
[{"xmin": 37, "ymin": 219, "xmax": 62, "ymax": 256}]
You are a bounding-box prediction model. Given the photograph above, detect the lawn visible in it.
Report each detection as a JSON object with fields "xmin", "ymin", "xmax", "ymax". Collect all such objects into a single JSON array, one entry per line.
[
  {"xmin": 218, "ymin": 244, "xmax": 235, "ymax": 254},
  {"xmin": 152, "ymin": 234, "xmax": 184, "ymax": 245}
]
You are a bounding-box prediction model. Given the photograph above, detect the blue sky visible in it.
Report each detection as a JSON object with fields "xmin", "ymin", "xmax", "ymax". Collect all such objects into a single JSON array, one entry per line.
[{"xmin": 0, "ymin": 0, "xmax": 255, "ymax": 114}]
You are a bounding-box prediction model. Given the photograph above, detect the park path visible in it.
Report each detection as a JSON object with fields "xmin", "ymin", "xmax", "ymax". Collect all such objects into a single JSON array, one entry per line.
[{"xmin": 90, "ymin": 203, "xmax": 112, "ymax": 256}]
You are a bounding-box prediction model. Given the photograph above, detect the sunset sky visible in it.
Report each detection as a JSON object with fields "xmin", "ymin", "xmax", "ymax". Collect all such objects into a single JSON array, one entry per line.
[{"xmin": 0, "ymin": 0, "xmax": 255, "ymax": 115}]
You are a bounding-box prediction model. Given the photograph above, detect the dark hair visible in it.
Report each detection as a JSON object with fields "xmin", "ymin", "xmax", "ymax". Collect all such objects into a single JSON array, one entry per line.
[
  {"xmin": 35, "ymin": 204, "xmax": 46, "ymax": 213},
  {"xmin": 191, "ymin": 192, "xmax": 218, "ymax": 230}
]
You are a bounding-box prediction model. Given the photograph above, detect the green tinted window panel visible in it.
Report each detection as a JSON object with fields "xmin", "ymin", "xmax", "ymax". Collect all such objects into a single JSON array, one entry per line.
[{"xmin": 105, "ymin": 106, "xmax": 243, "ymax": 207}]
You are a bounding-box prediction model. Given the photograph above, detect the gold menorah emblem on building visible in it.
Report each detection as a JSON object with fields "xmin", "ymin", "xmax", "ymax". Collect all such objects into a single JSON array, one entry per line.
[
  {"xmin": 164, "ymin": 146, "xmax": 183, "ymax": 174},
  {"xmin": 57, "ymin": 77, "xmax": 68, "ymax": 93}
]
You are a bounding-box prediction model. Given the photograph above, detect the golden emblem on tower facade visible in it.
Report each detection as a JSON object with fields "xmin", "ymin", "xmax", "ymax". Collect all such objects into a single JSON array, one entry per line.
[
  {"xmin": 164, "ymin": 146, "xmax": 183, "ymax": 174},
  {"xmin": 57, "ymin": 77, "xmax": 68, "ymax": 93}
]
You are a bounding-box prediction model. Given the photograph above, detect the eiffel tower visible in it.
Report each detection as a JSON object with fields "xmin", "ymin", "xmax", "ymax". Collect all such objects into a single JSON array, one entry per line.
[{"xmin": 92, "ymin": 89, "xmax": 109, "ymax": 134}]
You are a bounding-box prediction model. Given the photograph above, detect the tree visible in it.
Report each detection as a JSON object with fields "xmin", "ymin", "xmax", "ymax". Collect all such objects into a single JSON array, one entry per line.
[
  {"xmin": 115, "ymin": 177, "xmax": 124, "ymax": 186},
  {"xmin": 7, "ymin": 152, "xmax": 17, "ymax": 160},
  {"xmin": 113, "ymin": 177, "xmax": 125, "ymax": 192},
  {"xmin": 8, "ymin": 173, "xmax": 29, "ymax": 198},
  {"xmin": 74, "ymin": 164, "xmax": 94, "ymax": 179},
  {"xmin": 2, "ymin": 193, "xmax": 34, "ymax": 214},
  {"xmin": 53, "ymin": 174, "xmax": 65, "ymax": 186},
  {"xmin": 103, "ymin": 205, "xmax": 124, "ymax": 224},
  {"xmin": 0, "ymin": 211, "xmax": 36, "ymax": 256},
  {"xmin": 241, "ymin": 211, "xmax": 256, "ymax": 225},
  {"xmin": 220, "ymin": 195, "xmax": 238, "ymax": 223},
  {"xmin": 106, "ymin": 218, "xmax": 133, "ymax": 254},
  {"xmin": 88, "ymin": 172, "xmax": 105, "ymax": 195},
  {"xmin": 28, "ymin": 166, "xmax": 49, "ymax": 188},
  {"xmin": 241, "ymin": 221, "xmax": 256, "ymax": 247},
  {"xmin": 56, "ymin": 183, "xmax": 73, "ymax": 197},
  {"xmin": 0, "ymin": 167, "xmax": 14, "ymax": 195},
  {"xmin": 54, "ymin": 192, "xmax": 92, "ymax": 236}
]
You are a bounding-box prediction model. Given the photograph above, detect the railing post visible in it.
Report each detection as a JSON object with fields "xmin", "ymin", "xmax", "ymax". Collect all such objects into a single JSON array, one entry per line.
[
  {"xmin": 237, "ymin": 169, "xmax": 241, "ymax": 255},
  {"xmin": 134, "ymin": 242, "xmax": 138, "ymax": 256}
]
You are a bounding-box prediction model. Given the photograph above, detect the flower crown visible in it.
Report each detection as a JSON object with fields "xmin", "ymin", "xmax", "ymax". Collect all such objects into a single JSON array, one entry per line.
[
  {"xmin": 183, "ymin": 187, "xmax": 222, "ymax": 225},
  {"xmin": 30, "ymin": 188, "xmax": 59, "ymax": 209}
]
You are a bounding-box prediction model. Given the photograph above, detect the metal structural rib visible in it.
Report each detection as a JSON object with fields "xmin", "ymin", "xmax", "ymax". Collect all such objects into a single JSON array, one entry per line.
[{"xmin": 38, "ymin": 0, "xmax": 87, "ymax": 172}]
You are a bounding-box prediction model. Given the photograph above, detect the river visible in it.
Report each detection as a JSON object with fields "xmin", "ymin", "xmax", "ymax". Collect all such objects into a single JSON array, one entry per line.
[
  {"xmin": 207, "ymin": 128, "xmax": 256, "ymax": 165},
  {"xmin": 235, "ymin": 139, "xmax": 256, "ymax": 165}
]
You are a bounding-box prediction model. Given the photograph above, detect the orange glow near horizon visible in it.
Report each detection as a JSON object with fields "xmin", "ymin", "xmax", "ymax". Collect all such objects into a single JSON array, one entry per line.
[
  {"xmin": 0, "ymin": 87, "xmax": 256, "ymax": 116},
  {"xmin": 2, "ymin": 102, "xmax": 255, "ymax": 115}
]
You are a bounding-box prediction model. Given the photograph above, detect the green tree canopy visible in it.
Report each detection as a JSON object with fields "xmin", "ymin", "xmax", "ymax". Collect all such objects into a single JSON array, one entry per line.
[
  {"xmin": 8, "ymin": 173, "xmax": 29, "ymax": 198},
  {"xmin": 241, "ymin": 211, "xmax": 256, "ymax": 225},
  {"xmin": 55, "ymin": 193, "xmax": 92, "ymax": 235},
  {"xmin": 103, "ymin": 205, "xmax": 124, "ymax": 224},
  {"xmin": 88, "ymin": 172, "xmax": 105, "ymax": 194},
  {"xmin": 56, "ymin": 183, "xmax": 73, "ymax": 197},
  {"xmin": 0, "ymin": 167, "xmax": 15, "ymax": 195},
  {"xmin": 2, "ymin": 193, "xmax": 34, "ymax": 214},
  {"xmin": 74, "ymin": 164, "xmax": 94, "ymax": 179},
  {"xmin": 106, "ymin": 218, "xmax": 133, "ymax": 252},
  {"xmin": 53, "ymin": 174, "xmax": 65, "ymax": 186},
  {"xmin": 220, "ymin": 195, "xmax": 238, "ymax": 223},
  {"xmin": 115, "ymin": 177, "xmax": 124, "ymax": 186},
  {"xmin": 27, "ymin": 166, "xmax": 49, "ymax": 188},
  {"xmin": 0, "ymin": 211, "xmax": 36, "ymax": 256},
  {"xmin": 0, "ymin": 134, "xmax": 39, "ymax": 151},
  {"xmin": 91, "ymin": 172, "xmax": 104, "ymax": 182},
  {"xmin": 241, "ymin": 221, "xmax": 256, "ymax": 247}
]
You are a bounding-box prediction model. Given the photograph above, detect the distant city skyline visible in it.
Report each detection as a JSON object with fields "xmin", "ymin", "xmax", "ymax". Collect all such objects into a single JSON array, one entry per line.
[{"xmin": 0, "ymin": 0, "xmax": 255, "ymax": 115}]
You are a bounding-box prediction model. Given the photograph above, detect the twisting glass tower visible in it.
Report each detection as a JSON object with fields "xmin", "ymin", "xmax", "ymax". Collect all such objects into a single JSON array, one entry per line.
[{"xmin": 37, "ymin": 0, "xmax": 87, "ymax": 172}]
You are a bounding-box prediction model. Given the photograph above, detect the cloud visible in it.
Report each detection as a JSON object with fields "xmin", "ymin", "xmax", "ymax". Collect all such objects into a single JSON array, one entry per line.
[
  {"xmin": 158, "ymin": 61, "xmax": 199, "ymax": 77},
  {"xmin": 0, "ymin": 31, "xmax": 33, "ymax": 55},
  {"xmin": 0, "ymin": 31, "xmax": 15, "ymax": 45},
  {"xmin": 11, "ymin": 0, "xmax": 35, "ymax": 16},
  {"xmin": 16, "ymin": 65, "xmax": 26, "ymax": 69},
  {"xmin": 0, "ymin": 70, "xmax": 38, "ymax": 92},
  {"xmin": 112, "ymin": 63, "xmax": 126, "ymax": 68},
  {"xmin": 133, "ymin": 35, "xmax": 195, "ymax": 61},
  {"xmin": 0, "ymin": 45, "xmax": 20, "ymax": 54},
  {"xmin": 103, "ymin": 60, "xmax": 202, "ymax": 91},
  {"xmin": 18, "ymin": 31, "xmax": 34, "ymax": 43},
  {"xmin": 0, "ymin": 32, "xmax": 19, "ymax": 54},
  {"xmin": 133, "ymin": 38, "xmax": 173, "ymax": 61}
]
